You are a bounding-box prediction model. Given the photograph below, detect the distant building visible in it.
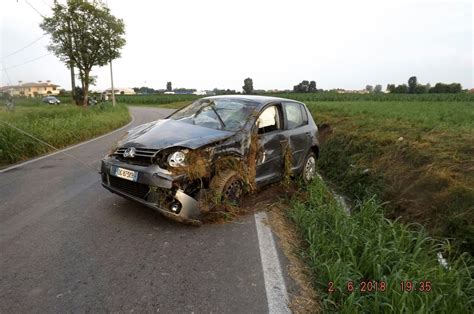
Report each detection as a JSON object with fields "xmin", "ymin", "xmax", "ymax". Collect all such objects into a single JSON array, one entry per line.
[
  {"xmin": 104, "ymin": 87, "xmax": 136, "ymax": 95},
  {"xmin": 0, "ymin": 81, "xmax": 60, "ymax": 97},
  {"xmin": 163, "ymin": 91, "xmax": 175, "ymax": 95}
]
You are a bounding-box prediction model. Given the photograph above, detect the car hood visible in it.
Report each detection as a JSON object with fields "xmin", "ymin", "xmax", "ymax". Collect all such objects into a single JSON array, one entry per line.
[{"xmin": 119, "ymin": 119, "xmax": 235, "ymax": 150}]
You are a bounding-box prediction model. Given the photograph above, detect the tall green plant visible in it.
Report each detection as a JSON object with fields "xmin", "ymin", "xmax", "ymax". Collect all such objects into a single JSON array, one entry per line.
[{"xmin": 289, "ymin": 177, "xmax": 473, "ymax": 312}]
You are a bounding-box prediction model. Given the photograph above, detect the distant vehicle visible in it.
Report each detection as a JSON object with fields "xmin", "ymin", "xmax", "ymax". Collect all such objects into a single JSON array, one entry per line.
[
  {"xmin": 163, "ymin": 91, "xmax": 175, "ymax": 95},
  {"xmin": 42, "ymin": 96, "xmax": 61, "ymax": 105},
  {"xmin": 100, "ymin": 95, "xmax": 320, "ymax": 224}
]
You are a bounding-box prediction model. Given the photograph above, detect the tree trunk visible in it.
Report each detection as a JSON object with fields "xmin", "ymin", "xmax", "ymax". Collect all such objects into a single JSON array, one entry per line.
[{"xmin": 83, "ymin": 70, "xmax": 89, "ymax": 107}]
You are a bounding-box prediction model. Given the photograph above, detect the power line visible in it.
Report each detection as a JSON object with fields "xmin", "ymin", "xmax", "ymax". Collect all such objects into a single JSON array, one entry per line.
[
  {"xmin": 0, "ymin": 53, "xmax": 52, "ymax": 71},
  {"xmin": 24, "ymin": 0, "xmax": 45, "ymax": 18},
  {"xmin": 1, "ymin": 35, "xmax": 47, "ymax": 60},
  {"xmin": 40, "ymin": 0, "xmax": 52, "ymax": 9}
]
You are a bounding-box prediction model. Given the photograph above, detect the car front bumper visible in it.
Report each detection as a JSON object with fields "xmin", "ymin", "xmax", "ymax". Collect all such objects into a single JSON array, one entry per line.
[{"xmin": 100, "ymin": 156, "xmax": 202, "ymax": 225}]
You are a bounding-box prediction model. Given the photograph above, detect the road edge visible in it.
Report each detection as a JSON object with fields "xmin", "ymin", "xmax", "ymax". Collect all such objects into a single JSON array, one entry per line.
[{"xmin": 254, "ymin": 211, "xmax": 291, "ymax": 313}]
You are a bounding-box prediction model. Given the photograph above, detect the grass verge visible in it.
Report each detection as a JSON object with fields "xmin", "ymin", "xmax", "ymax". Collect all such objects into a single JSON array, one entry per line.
[
  {"xmin": 305, "ymin": 101, "xmax": 474, "ymax": 255},
  {"xmin": 0, "ymin": 103, "xmax": 130, "ymax": 167},
  {"xmin": 117, "ymin": 94, "xmax": 199, "ymax": 105},
  {"xmin": 288, "ymin": 176, "xmax": 473, "ymax": 312}
]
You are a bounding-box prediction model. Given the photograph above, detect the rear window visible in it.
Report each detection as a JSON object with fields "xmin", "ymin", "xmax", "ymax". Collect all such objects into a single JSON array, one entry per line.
[{"xmin": 283, "ymin": 102, "xmax": 308, "ymax": 129}]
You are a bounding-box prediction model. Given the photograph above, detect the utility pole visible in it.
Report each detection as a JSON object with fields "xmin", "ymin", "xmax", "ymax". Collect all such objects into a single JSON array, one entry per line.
[
  {"xmin": 67, "ymin": 16, "xmax": 76, "ymax": 105},
  {"xmin": 110, "ymin": 59, "xmax": 115, "ymax": 107},
  {"xmin": 105, "ymin": 0, "xmax": 115, "ymax": 107}
]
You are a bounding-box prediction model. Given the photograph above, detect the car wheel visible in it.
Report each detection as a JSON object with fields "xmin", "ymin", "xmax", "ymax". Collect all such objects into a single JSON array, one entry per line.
[
  {"xmin": 210, "ymin": 170, "xmax": 243, "ymax": 204},
  {"xmin": 302, "ymin": 151, "xmax": 317, "ymax": 183}
]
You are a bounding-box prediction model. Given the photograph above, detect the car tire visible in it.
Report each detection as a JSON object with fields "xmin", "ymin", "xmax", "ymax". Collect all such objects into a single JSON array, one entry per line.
[
  {"xmin": 301, "ymin": 151, "xmax": 317, "ymax": 183},
  {"xmin": 209, "ymin": 170, "xmax": 243, "ymax": 204}
]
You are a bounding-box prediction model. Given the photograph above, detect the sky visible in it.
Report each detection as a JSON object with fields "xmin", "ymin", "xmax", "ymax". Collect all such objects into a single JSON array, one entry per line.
[{"xmin": 0, "ymin": 0, "xmax": 472, "ymax": 92}]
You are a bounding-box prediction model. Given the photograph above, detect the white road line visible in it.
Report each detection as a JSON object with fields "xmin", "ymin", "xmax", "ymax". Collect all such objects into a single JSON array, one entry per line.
[
  {"xmin": 254, "ymin": 211, "xmax": 291, "ymax": 314},
  {"xmin": 0, "ymin": 115, "xmax": 135, "ymax": 173}
]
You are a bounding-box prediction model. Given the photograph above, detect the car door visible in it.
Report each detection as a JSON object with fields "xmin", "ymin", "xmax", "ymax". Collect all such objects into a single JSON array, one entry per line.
[
  {"xmin": 281, "ymin": 102, "xmax": 311, "ymax": 172},
  {"xmin": 255, "ymin": 104, "xmax": 286, "ymax": 187}
]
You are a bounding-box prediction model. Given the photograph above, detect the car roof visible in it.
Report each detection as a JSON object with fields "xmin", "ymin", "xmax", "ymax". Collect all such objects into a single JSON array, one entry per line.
[{"xmin": 202, "ymin": 95, "xmax": 302, "ymax": 109}]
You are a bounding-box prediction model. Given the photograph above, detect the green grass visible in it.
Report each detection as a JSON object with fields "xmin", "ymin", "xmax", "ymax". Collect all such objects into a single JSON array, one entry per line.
[
  {"xmin": 116, "ymin": 94, "xmax": 200, "ymax": 105},
  {"xmin": 0, "ymin": 101, "xmax": 130, "ymax": 167},
  {"xmin": 128, "ymin": 100, "xmax": 191, "ymax": 110},
  {"xmin": 116, "ymin": 92, "xmax": 474, "ymax": 105},
  {"xmin": 306, "ymin": 101, "xmax": 474, "ymax": 131},
  {"xmin": 267, "ymin": 92, "xmax": 474, "ymax": 102},
  {"xmin": 289, "ymin": 176, "xmax": 473, "ymax": 313},
  {"xmin": 276, "ymin": 99, "xmax": 474, "ymax": 255}
]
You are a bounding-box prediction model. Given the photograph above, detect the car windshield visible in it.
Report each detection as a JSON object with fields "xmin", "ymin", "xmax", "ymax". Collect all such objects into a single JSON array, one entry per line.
[{"xmin": 169, "ymin": 98, "xmax": 257, "ymax": 131}]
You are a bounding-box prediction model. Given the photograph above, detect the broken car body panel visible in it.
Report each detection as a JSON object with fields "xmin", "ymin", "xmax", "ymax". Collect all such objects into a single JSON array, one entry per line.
[{"xmin": 100, "ymin": 95, "xmax": 319, "ymax": 224}]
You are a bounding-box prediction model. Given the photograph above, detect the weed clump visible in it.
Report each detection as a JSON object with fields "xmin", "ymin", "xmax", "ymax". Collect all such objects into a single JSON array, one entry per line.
[
  {"xmin": 170, "ymin": 149, "xmax": 211, "ymax": 180},
  {"xmin": 246, "ymin": 132, "xmax": 259, "ymax": 191},
  {"xmin": 282, "ymin": 143, "xmax": 293, "ymax": 185}
]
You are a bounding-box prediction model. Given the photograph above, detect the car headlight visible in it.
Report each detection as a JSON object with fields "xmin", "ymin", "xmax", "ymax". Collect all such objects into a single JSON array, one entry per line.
[{"xmin": 168, "ymin": 150, "xmax": 186, "ymax": 167}]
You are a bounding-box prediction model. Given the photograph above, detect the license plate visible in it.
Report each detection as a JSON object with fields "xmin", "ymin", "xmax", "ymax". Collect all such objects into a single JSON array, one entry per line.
[{"xmin": 112, "ymin": 167, "xmax": 138, "ymax": 181}]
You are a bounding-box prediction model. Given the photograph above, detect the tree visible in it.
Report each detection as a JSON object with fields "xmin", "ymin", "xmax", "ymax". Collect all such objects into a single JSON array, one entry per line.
[
  {"xmin": 166, "ymin": 82, "xmax": 172, "ymax": 92},
  {"xmin": 430, "ymin": 83, "xmax": 462, "ymax": 93},
  {"xmin": 134, "ymin": 86, "xmax": 156, "ymax": 94},
  {"xmin": 365, "ymin": 85, "xmax": 374, "ymax": 93},
  {"xmin": 243, "ymin": 78, "xmax": 253, "ymax": 94},
  {"xmin": 374, "ymin": 84, "xmax": 382, "ymax": 93},
  {"xmin": 294, "ymin": 80, "xmax": 314, "ymax": 93},
  {"xmin": 387, "ymin": 84, "xmax": 396, "ymax": 93},
  {"xmin": 394, "ymin": 84, "xmax": 408, "ymax": 93},
  {"xmin": 447, "ymin": 83, "xmax": 462, "ymax": 93},
  {"xmin": 41, "ymin": 0, "xmax": 125, "ymax": 106},
  {"xmin": 408, "ymin": 76, "xmax": 417, "ymax": 93},
  {"xmin": 414, "ymin": 84, "xmax": 427, "ymax": 94},
  {"xmin": 213, "ymin": 88, "xmax": 237, "ymax": 95}
]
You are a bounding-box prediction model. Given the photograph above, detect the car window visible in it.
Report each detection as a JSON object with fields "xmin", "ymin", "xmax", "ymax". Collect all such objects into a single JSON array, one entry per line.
[
  {"xmin": 169, "ymin": 98, "xmax": 257, "ymax": 131},
  {"xmin": 283, "ymin": 102, "xmax": 307, "ymax": 129},
  {"xmin": 257, "ymin": 105, "xmax": 281, "ymax": 134}
]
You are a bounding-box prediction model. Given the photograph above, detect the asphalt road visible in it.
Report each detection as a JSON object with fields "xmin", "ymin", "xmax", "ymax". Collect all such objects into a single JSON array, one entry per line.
[{"xmin": 0, "ymin": 107, "xmax": 290, "ymax": 313}]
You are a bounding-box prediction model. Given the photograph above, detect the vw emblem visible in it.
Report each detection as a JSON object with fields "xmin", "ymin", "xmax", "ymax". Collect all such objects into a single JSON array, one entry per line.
[{"xmin": 123, "ymin": 147, "xmax": 136, "ymax": 158}]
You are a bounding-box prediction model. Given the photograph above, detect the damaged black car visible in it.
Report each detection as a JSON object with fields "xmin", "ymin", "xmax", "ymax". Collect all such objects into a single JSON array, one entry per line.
[{"xmin": 100, "ymin": 95, "xmax": 319, "ymax": 224}]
